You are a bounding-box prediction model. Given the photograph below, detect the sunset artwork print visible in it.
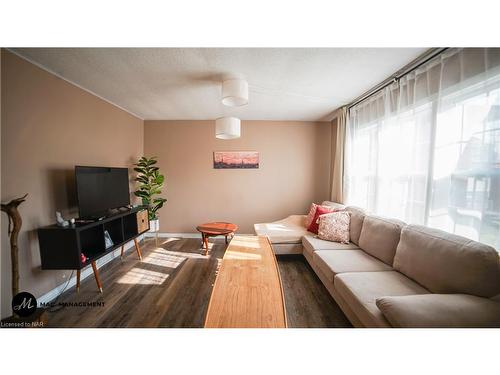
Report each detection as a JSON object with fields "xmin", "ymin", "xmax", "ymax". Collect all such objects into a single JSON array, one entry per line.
[{"xmin": 213, "ymin": 151, "xmax": 259, "ymax": 169}]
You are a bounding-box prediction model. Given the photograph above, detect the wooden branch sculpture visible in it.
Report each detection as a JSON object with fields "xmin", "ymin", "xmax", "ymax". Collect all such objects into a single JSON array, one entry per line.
[{"xmin": 1, "ymin": 194, "xmax": 28, "ymax": 297}]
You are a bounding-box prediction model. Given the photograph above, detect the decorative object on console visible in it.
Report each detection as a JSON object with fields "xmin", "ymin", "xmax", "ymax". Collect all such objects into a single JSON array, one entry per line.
[
  {"xmin": 215, "ymin": 117, "xmax": 241, "ymax": 139},
  {"xmin": 307, "ymin": 205, "xmax": 336, "ymax": 234},
  {"xmin": 1, "ymin": 194, "xmax": 28, "ymax": 304},
  {"xmin": 213, "ymin": 151, "xmax": 259, "ymax": 169},
  {"xmin": 104, "ymin": 230, "xmax": 114, "ymax": 249},
  {"xmin": 55, "ymin": 211, "xmax": 69, "ymax": 227},
  {"xmin": 317, "ymin": 211, "xmax": 351, "ymax": 244},
  {"xmin": 134, "ymin": 156, "xmax": 167, "ymax": 231}
]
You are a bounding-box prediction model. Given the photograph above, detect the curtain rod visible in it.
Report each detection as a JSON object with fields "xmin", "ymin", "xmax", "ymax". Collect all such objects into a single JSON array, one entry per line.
[{"xmin": 347, "ymin": 47, "xmax": 449, "ymax": 110}]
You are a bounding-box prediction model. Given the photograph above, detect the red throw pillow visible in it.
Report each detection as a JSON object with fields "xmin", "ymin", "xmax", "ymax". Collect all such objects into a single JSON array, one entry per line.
[
  {"xmin": 305, "ymin": 203, "xmax": 319, "ymax": 228},
  {"xmin": 307, "ymin": 206, "xmax": 335, "ymax": 234}
]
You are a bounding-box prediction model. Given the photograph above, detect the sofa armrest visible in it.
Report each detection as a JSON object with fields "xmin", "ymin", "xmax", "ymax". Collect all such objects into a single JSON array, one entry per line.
[
  {"xmin": 254, "ymin": 215, "xmax": 307, "ymax": 230},
  {"xmin": 376, "ymin": 294, "xmax": 500, "ymax": 328},
  {"xmin": 254, "ymin": 215, "xmax": 308, "ymax": 244}
]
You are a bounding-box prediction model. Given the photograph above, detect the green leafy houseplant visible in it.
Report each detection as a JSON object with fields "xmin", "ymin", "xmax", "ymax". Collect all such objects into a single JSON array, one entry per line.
[{"xmin": 134, "ymin": 156, "xmax": 167, "ymax": 221}]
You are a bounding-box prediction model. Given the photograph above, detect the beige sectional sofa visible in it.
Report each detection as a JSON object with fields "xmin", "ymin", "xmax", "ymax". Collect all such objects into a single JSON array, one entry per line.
[{"xmin": 254, "ymin": 202, "xmax": 500, "ymax": 327}]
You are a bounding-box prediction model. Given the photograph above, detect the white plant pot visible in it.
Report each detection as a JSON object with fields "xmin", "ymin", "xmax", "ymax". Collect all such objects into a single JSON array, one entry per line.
[{"xmin": 149, "ymin": 219, "xmax": 159, "ymax": 233}]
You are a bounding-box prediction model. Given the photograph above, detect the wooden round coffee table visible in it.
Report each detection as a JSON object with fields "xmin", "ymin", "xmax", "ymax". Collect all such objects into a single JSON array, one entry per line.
[{"xmin": 196, "ymin": 222, "xmax": 238, "ymax": 255}]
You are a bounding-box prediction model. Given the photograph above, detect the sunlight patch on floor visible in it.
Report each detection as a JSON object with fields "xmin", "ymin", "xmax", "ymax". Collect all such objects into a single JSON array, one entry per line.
[
  {"xmin": 116, "ymin": 240, "xmax": 215, "ymax": 285},
  {"xmin": 142, "ymin": 250, "xmax": 186, "ymax": 269},
  {"xmin": 145, "ymin": 237, "xmax": 182, "ymax": 248},
  {"xmin": 117, "ymin": 267, "xmax": 170, "ymax": 285},
  {"xmin": 117, "ymin": 248, "xmax": 187, "ymax": 285},
  {"xmin": 160, "ymin": 237, "xmax": 182, "ymax": 244},
  {"xmin": 156, "ymin": 248, "xmax": 208, "ymax": 259}
]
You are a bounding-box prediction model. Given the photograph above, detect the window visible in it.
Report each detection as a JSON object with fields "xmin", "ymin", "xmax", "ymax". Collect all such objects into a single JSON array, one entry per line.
[
  {"xmin": 344, "ymin": 48, "xmax": 500, "ymax": 249},
  {"xmin": 430, "ymin": 85, "xmax": 500, "ymax": 247}
]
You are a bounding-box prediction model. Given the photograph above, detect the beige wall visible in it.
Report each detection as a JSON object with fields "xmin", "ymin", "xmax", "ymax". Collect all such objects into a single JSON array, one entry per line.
[
  {"xmin": 1, "ymin": 51, "xmax": 144, "ymax": 318},
  {"xmin": 144, "ymin": 120, "xmax": 332, "ymax": 234},
  {"xmin": 0, "ymin": 50, "xmax": 334, "ymax": 318}
]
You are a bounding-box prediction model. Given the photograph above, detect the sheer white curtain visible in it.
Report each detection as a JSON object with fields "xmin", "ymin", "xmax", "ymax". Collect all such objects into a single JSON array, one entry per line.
[
  {"xmin": 330, "ymin": 106, "xmax": 347, "ymax": 203},
  {"xmin": 344, "ymin": 48, "xmax": 500, "ymax": 249}
]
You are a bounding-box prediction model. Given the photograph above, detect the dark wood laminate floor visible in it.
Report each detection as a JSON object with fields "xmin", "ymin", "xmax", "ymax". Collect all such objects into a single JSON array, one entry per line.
[{"xmin": 46, "ymin": 237, "xmax": 351, "ymax": 328}]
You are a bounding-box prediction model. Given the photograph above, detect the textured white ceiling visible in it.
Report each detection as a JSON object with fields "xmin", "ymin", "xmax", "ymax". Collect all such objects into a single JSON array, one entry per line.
[{"xmin": 11, "ymin": 48, "xmax": 426, "ymax": 121}]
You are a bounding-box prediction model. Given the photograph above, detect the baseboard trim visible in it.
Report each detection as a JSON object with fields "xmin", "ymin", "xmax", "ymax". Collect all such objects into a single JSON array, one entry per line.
[
  {"xmin": 37, "ymin": 235, "xmax": 144, "ymax": 305},
  {"xmin": 144, "ymin": 232, "xmax": 200, "ymax": 238}
]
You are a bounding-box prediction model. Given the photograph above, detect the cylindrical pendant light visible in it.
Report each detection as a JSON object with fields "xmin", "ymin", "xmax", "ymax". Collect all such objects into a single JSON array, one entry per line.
[
  {"xmin": 221, "ymin": 78, "xmax": 248, "ymax": 107},
  {"xmin": 215, "ymin": 117, "xmax": 241, "ymax": 139}
]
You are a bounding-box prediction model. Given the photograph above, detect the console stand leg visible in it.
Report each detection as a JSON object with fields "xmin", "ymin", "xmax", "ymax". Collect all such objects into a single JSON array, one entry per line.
[
  {"xmin": 134, "ymin": 238, "xmax": 143, "ymax": 261},
  {"xmin": 76, "ymin": 269, "xmax": 81, "ymax": 292},
  {"xmin": 91, "ymin": 261, "xmax": 103, "ymax": 293}
]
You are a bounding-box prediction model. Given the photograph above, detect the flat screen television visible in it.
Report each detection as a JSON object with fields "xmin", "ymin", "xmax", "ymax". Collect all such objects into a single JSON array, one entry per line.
[{"xmin": 75, "ymin": 166, "xmax": 130, "ymax": 219}]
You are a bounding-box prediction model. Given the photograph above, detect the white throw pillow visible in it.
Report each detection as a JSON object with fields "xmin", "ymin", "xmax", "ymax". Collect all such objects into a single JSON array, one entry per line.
[{"xmin": 317, "ymin": 211, "xmax": 350, "ymax": 244}]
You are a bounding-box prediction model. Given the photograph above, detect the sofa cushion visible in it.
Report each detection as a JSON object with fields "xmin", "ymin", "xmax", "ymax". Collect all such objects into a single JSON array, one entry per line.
[
  {"xmin": 313, "ymin": 250, "xmax": 393, "ymax": 282},
  {"xmin": 345, "ymin": 206, "xmax": 366, "ymax": 245},
  {"xmin": 358, "ymin": 215, "xmax": 405, "ymax": 266},
  {"xmin": 393, "ymin": 225, "xmax": 500, "ymax": 298},
  {"xmin": 254, "ymin": 215, "xmax": 308, "ymax": 244},
  {"xmin": 302, "ymin": 234, "xmax": 359, "ymax": 258},
  {"xmin": 376, "ymin": 294, "xmax": 500, "ymax": 328},
  {"xmin": 334, "ymin": 271, "xmax": 430, "ymax": 327}
]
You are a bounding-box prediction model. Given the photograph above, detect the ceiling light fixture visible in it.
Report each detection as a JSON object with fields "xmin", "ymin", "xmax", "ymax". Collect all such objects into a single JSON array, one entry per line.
[
  {"xmin": 221, "ymin": 78, "xmax": 249, "ymax": 107},
  {"xmin": 215, "ymin": 117, "xmax": 241, "ymax": 139}
]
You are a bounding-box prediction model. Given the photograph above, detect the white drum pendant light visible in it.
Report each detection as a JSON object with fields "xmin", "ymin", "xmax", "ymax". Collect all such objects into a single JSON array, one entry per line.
[
  {"xmin": 215, "ymin": 117, "xmax": 241, "ymax": 139},
  {"xmin": 221, "ymin": 78, "xmax": 249, "ymax": 106}
]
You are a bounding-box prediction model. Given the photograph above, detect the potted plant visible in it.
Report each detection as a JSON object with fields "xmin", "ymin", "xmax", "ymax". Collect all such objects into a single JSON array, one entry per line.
[{"xmin": 134, "ymin": 156, "xmax": 167, "ymax": 232}]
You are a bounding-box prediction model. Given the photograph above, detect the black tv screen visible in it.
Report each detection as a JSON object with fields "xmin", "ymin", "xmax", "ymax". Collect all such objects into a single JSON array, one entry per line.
[{"xmin": 75, "ymin": 166, "xmax": 130, "ymax": 218}]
